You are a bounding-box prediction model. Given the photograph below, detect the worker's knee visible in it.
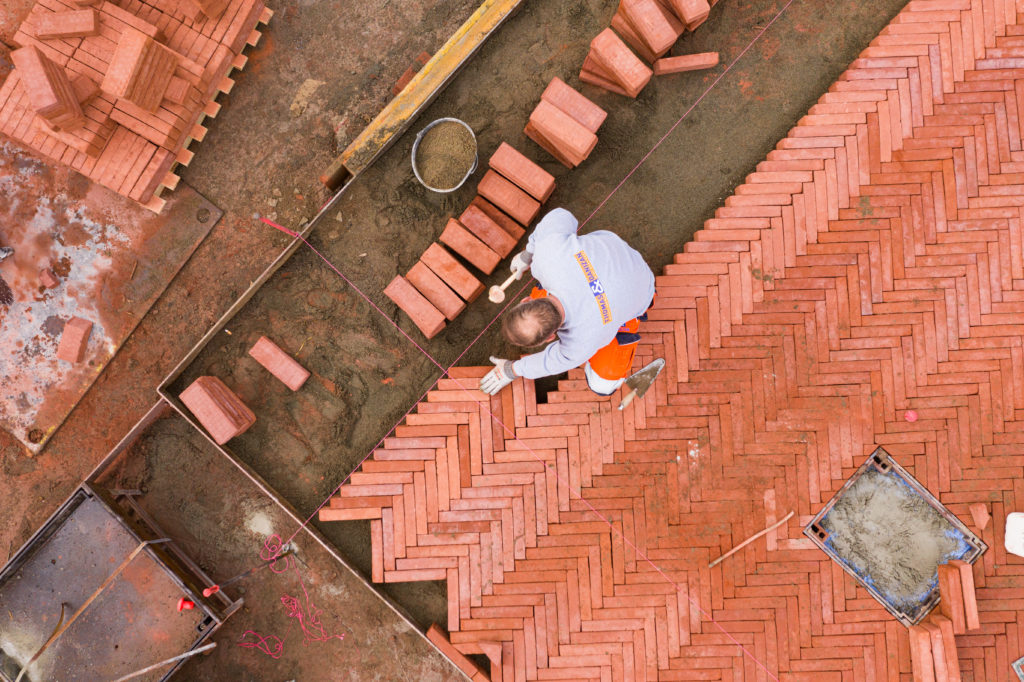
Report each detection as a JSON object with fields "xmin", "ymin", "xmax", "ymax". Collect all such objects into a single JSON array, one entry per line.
[{"xmin": 584, "ymin": 362, "xmax": 624, "ymax": 396}]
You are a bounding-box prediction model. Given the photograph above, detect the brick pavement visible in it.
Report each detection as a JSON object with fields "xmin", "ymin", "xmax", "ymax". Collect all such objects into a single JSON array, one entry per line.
[{"xmin": 321, "ymin": 0, "xmax": 1024, "ymax": 679}]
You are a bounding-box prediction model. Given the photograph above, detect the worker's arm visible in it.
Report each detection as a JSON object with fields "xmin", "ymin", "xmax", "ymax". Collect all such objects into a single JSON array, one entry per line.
[{"xmin": 511, "ymin": 332, "xmax": 592, "ymax": 380}]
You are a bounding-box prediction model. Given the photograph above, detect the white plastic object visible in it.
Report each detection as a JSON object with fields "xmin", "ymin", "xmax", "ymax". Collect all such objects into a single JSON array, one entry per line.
[{"xmin": 1005, "ymin": 512, "xmax": 1024, "ymax": 558}]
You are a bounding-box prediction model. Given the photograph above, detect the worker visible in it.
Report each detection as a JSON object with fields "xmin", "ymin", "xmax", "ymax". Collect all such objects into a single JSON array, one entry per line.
[{"xmin": 480, "ymin": 208, "xmax": 655, "ymax": 397}]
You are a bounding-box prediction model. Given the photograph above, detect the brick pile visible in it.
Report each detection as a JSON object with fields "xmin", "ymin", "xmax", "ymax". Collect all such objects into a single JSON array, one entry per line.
[
  {"xmin": 323, "ymin": 0, "xmax": 1024, "ymax": 678},
  {"xmin": 581, "ymin": 0, "xmax": 720, "ymax": 98},
  {"xmin": 525, "ymin": 77, "xmax": 606, "ymax": 169},
  {"xmin": 0, "ymin": 0, "xmax": 272, "ymax": 211},
  {"xmin": 385, "ymin": 142, "xmax": 553, "ymax": 339}
]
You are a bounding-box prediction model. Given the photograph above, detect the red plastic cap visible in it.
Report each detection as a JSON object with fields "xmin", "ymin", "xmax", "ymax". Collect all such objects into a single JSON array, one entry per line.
[
  {"xmin": 904, "ymin": 410, "xmax": 918, "ymax": 423},
  {"xmin": 177, "ymin": 597, "xmax": 195, "ymax": 611}
]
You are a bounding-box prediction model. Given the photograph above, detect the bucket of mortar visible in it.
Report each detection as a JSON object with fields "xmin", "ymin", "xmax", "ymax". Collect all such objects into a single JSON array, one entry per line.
[{"xmin": 411, "ymin": 118, "xmax": 478, "ymax": 193}]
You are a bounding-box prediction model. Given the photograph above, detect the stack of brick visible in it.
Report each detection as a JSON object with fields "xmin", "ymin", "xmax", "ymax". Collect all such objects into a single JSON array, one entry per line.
[
  {"xmin": 937, "ymin": 560, "xmax": 980, "ymax": 635},
  {"xmin": 11, "ymin": 45, "xmax": 85, "ymax": 131},
  {"xmin": 909, "ymin": 613, "xmax": 962, "ymax": 682},
  {"xmin": 582, "ymin": 0, "xmax": 720, "ymax": 97},
  {"xmin": 179, "ymin": 375, "xmax": 256, "ymax": 444},
  {"xmin": 525, "ymin": 77, "xmax": 606, "ymax": 168},
  {"xmin": 248, "ymin": 336, "xmax": 310, "ymax": 390},
  {"xmin": 0, "ymin": 0, "xmax": 271, "ymax": 211},
  {"xmin": 387, "ymin": 141, "xmax": 554, "ymax": 339},
  {"xmin": 102, "ymin": 29, "xmax": 179, "ymax": 113}
]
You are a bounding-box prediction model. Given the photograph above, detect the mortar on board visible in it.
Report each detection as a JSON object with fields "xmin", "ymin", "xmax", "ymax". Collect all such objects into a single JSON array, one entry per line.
[
  {"xmin": 804, "ymin": 447, "xmax": 986, "ymax": 626},
  {"xmin": 411, "ymin": 118, "xmax": 478, "ymax": 193}
]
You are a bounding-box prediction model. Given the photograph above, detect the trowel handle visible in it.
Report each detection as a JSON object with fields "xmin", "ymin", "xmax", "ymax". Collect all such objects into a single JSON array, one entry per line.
[
  {"xmin": 498, "ymin": 273, "xmax": 518, "ymax": 292},
  {"xmin": 618, "ymin": 388, "xmax": 638, "ymax": 411}
]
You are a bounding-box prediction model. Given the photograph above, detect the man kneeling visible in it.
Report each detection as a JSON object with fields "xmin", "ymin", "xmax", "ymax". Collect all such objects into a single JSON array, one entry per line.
[{"xmin": 480, "ymin": 208, "xmax": 655, "ymax": 396}]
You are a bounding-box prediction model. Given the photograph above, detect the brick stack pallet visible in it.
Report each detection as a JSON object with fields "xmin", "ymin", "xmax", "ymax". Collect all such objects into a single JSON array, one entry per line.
[
  {"xmin": 0, "ymin": 0, "xmax": 271, "ymax": 212},
  {"xmin": 321, "ymin": 0, "xmax": 1024, "ymax": 678},
  {"xmin": 385, "ymin": 142, "xmax": 555, "ymax": 338}
]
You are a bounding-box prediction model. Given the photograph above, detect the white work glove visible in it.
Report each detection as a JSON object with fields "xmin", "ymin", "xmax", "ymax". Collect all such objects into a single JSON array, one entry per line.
[
  {"xmin": 480, "ymin": 357, "xmax": 516, "ymax": 395},
  {"xmin": 510, "ymin": 251, "xmax": 532, "ymax": 280}
]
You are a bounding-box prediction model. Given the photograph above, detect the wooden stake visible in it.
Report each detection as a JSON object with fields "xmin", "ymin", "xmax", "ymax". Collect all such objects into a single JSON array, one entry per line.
[{"xmin": 708, "ymin": 511, "xmax": 794, "ymax": 568}]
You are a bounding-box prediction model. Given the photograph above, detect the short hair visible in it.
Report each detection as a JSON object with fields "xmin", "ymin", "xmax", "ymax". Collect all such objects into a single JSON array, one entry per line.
[{"xmin": 502, "ymin": 298, "xmax": 562, "ymax": 347}]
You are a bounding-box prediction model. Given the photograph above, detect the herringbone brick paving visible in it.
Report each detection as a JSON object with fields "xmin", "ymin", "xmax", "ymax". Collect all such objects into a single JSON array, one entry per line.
[{"xmin": 321, "ymin": 0, "xmax": 1024, "ymax": 679}]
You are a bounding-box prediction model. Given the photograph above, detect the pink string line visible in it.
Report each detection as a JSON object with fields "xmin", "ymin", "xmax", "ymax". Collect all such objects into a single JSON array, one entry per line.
[{"xmin": 260, "ymin": 4, "xmax": 797, "ymax": 676}]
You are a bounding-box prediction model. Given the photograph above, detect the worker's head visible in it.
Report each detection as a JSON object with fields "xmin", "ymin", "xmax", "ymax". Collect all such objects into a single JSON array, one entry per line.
[{"xmin": 502, "ymin": 298, "xmax": 562, "ymax": 347}]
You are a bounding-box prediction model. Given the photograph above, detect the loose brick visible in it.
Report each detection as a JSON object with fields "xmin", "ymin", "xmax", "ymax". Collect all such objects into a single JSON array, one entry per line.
[
  {"xmin": 669, "ymin": 0, "xmax": 710, "ymax": 30},
  {"xmin": 589, "ymin": 28, "xmax": 653, "ymax": 98},
  {"xmin": 56, "ymin": 316, "xmax": 92, "ymax": 363},
  {"xmin": 407, "ymin": 261, "xmax": 466, "ymax": 321},
  {"xmin": 102, "ymin": 31, "xmax": 178, "ymax": 113},
  {"xmin": 949, "ymin": 560, "xmax": 980, "ymax": 631},
  {"xmin": 967, "ymin": 502, "xmax": 990, "ymax": 530},
  {"xmin": 384, "ymin": 275, "xmax": 446, "ymax": 339},
  {"xmin": 525, "ymin": 119, "xmax": 579, "ymax": 169},
  {"xmin": 908, "ymin": 625, "xmax": 936, "ymax": 682},
  {"xmin": 653, "ymin": 52, "xmax": 720, "ymax": 75},
  {"xmin": 611, "ymin": 7, "xmax": 659, "ymax": 64},
  {"xmin": 34, "ymin": 9, "xmax": 99, "ymax": 40},
  {"xmin": 179, "ymin": 376, "xmax": 256, "ymax": 445},
  {"xmin": 459, "ymin": 202, "xmax": 519, "ymax": 258},
  {"xmin": 421, "ymin": 243, "xmax": 484, "ymax": 302},
  {"xmin": 937, "ymin": 563, "xmax": 966, "ymax": 634},
  {"xmin": 248, "ymin": 336, "xmax": 310, "ymax": 391},
  {"xmin": 488, "ymin": 142, "xmax": 555, "ymax": 203},
  {"xmin": 922, "ymin": 621, "xmax": 948, "ymax": 681},
  {"xmin": 541, "ymin": 77, "xmax": 607, "ymax": 133},
  {"xmin": 579, "ymin": 52, "xmax": 632, "ymax": 98},
  {"xmin": 528, "ymin": 100, "xmax": 598, "ymax": 167},
  {"xmin": 930, "ymin": 615, "xmax": 962, "ymax": 682},
  {"xmin": 620, "ymin": 0, "xmax": 678, "ymax": 55},
  {"xmin": 469, "ymin": 196, "xmax": 525, "ymax": 240},
  {"xmin": 478, "ymin": 170, "xmax": 541, "ymax": 226},
  {"xmin": 39, "ymin": 268, "xmax": 59, "ymax": 288},
  {"xmin": 439, "ymin": 218, "xmax": 501, "ymax": 275}
]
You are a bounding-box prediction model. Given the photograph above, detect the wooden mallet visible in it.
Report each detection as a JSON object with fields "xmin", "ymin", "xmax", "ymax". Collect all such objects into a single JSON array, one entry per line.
[{"xmin": 488, "ymin": 272, "xmax": 520, "ymax": 304}]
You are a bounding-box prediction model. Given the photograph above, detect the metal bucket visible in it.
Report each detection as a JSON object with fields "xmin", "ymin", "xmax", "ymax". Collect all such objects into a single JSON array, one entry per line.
[{"xmin": 411, "ymin": 117, "xmax": 478, "ymax": 193}]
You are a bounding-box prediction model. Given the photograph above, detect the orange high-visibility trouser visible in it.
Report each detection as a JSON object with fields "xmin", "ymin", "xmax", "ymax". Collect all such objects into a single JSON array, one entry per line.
[{"xmin": 530, "ymin": 287, "xmax": 646, "ymax": 382}]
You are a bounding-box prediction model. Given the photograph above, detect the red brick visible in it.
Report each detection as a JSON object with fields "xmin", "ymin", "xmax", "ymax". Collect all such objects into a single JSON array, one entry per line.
[
  {"xmin": 528, "ymin": 100, "xmax": 598, "ymax": 167},
  {"xmin": 459, "ymin": 202, "xmax": 520, "ymax": 257},
  {"xmin": 968, "ymin": 501, "xmax": 990, "ymax": 529},
  {"xmin": 426, "ymin": 624, "xmax": 485, "ymax": 677},
  {"xmin": 392, "ymin": 65, "xmax": 417, "ymax": 96},
  {"xmin": 179, "ymin": 376, "xmax": 256, "ymax": 445},
  {"xmin": 611, "ymin": 9, "xmax": 658, "ymax": 64},
  {"xmin": 383, "ymin": 275, "xmax": 446, "ymax": 339},
  {"xmin": 541, "ymin": 77, "xmax": 607, "ymax": 133},
  {"xmin": 930, "ymin": 615, "xmax": 962, "ymax": 682},
  {"xmin": 653, "ymin": 51, "xmax": 719, "ymax": 75},
  {"xmin": 580, "ymin": 51, "xmax": 633, "ymax": 98},
  {"xmin": 39, "ymin": 268, "xmax": 58, "ymax": 288},
  {"xmin": 56, "ymin": 316, "xmax": 92, "ymax": 363},
  {"xmin": 469, "ymin": 196, "xmax": 525, "ymax": 239},
  {"xmin": 589, "ymin": 28, "xmax": 653, "ymax": 98},
  {"xmin": 488, "ymin": 142, "xmax": 555, "ymax": 203},
  {"xmin": 248, "ymin": 336, "xmax": 310, "ymax": 391},
  {"xmin": 908, "ymin": 625, "xmax": 936, "ymax": 682},
  {"xmin": 102, "ymin": 31, "xmax": 177, "ymax": 113},
  {"xmin": 669, "ymin": 0, "xmax": 710, "ymax": 30},
  {"xmin": 478, "ymin": 170, "xmax": 542, "ymax": 226},
  {"xmin": 525, "ymin": 120, "xmax": 580, "ymax": 169},
  {"xmin": 163, "ymin": 76, "xmax": 190, "ymax": 105},
  {"xmin": 439, "ymin": 218, "xmax": 501, "ymax": 275},
  {"xmin": 34, "ymin": 9, "xmax": 99, "ymax": 40},
  {"xmin": 620, "ymin": 0, "xmax": 678, "ymax": 55},
  {"xmin": 922, "ymin": 621, "xmax": 948, "ymax": 681},
  {"xmin": 11, "ymin": 46, "xmax": 84, "ymax": 130},
  {"xmin": 949, "ymin": 559, "xmax": 980, "ymax": 631},
  {"xmin": 407, "ymin": 260, "xmax": 466, "ymax": 321},
  {"xmin": 937, "ymin": 563, "xmax": 966, "ymax": 634},
  {"xmin": 421, "ymin": 243, "xmax": 484, "ymax": 302}
]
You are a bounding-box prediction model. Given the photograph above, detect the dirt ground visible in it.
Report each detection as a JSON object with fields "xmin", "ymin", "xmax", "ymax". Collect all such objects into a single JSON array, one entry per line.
[{"xmin": 0, "ymin": 0, "xmax": 915, "ymax": 678}]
